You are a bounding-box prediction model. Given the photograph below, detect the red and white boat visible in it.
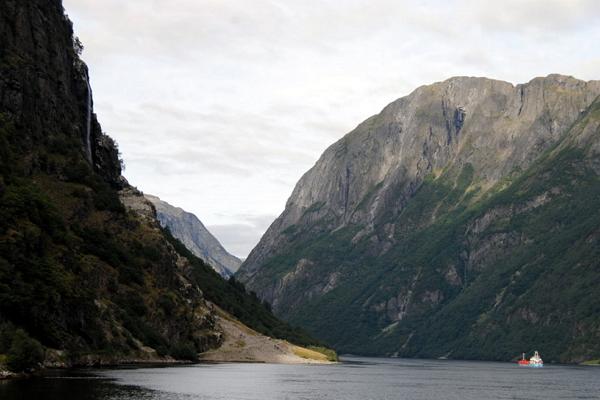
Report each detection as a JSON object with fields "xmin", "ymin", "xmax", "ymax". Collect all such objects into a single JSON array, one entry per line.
[{"xmin": 517, "ymin": 351, "xmax": 544, "ymax": 367}]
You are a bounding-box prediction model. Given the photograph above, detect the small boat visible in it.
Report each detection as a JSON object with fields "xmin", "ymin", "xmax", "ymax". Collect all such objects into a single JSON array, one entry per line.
[
  {"xmin": 529, "ymin": 350, "xmax": 544, "ymax": 367},
  {"xmin": 518, "ymin": 353, "xmax": 529, "ymax": 366}
]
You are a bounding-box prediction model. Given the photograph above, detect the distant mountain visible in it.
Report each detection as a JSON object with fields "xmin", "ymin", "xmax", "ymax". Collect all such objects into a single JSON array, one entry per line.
[
  {"xmin": 237, "ymin": 75, "xmax": 600, "ymax": 363},
  {"xmin": 145, "ymin": 195, "xmax": 241, "ymax": 278}
]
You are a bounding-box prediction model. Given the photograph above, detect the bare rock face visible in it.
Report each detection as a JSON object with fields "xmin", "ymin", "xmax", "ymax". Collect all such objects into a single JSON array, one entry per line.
[
  {"xmin": 239, "ymin": 75, "xmax": 600, "ymax": 284},
  {"xmin": 0, "ymin": 0, "xmax": 123, "ymax": 187},
  {"xmin": 145, "ymin": 194, "xmax": 242, "ymax": 278},
  {"xmin": 236, "ymin": 75, "xmax": 600, "ymax": 363}
]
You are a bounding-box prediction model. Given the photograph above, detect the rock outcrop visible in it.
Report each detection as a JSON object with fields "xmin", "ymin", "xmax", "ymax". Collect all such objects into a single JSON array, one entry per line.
[
  {"xmin": 145, "ymin": 195, "xmax": 241, "ymax": 278},
  {"xmin": 237, "ymin": 75, "xmax": 600, "ymax": 363}
]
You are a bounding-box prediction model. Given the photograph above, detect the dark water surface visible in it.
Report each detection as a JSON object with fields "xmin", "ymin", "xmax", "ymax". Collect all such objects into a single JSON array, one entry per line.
[{"xmin": 2, "ymin": 357, "xmax": 599, "ymax": 400}]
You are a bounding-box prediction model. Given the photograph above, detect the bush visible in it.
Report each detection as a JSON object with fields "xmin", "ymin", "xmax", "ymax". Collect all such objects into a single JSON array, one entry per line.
[
  {"xmin": 170, "ymin": 341, "xmax": 198, "ymax": 361},
  {"xmin": 6, "ymin": 329, "xmax": 44, "ymax": 372},
  {"xmin": 0, "ymin": 322, "xmax": 16, "ymax": 353}
]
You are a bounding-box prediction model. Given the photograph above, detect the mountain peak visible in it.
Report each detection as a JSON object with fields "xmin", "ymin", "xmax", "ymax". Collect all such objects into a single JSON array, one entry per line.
[{"xmin": 145, "ymin": 195, "xmax": 241, "ymax": 277}]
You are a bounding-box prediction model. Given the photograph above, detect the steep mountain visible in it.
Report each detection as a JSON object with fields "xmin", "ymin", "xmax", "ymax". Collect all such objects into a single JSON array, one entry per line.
[
  {"xmin": 145, "ymin": 194, "xmax": 241, "ymax": 278},
  {"xmin": 237, "ymin": 75, "xmax": 600, "ymax": 363},
  {"xmin": 0, "ymin": 0, "xmax": 325, "ymax": 373}
]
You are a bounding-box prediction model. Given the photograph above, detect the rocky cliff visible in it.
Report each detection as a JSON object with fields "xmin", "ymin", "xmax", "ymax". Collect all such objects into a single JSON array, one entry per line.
[
  {"xmin": 237, "ymin": 75, "xmax": 600, "ymax": 363},
  {"xmin": 0, "ymin": 0, "xmax": 223, "ymax": 367},
  {"xmin": 0, "ymin": 0, "xmax": 322, "ymax": 372},
  {"xmin": 145, "ymin": 195, "xmax": 241, "ymax": 278},
  {"xmin": 0, "ymin": 0, "xmax": 122, "ymax": 188}
]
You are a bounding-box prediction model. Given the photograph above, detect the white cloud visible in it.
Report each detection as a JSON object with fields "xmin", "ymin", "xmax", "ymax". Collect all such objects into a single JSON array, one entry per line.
[{"xmin": 63, "ymin": 0, "xmax": 600, "ymax": 257}]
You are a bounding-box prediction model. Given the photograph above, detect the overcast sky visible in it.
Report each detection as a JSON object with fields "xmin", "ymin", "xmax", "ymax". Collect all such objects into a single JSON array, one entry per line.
[{"xmin": 63, "ymin": 0, "xmax": 600, "ymax": 258}]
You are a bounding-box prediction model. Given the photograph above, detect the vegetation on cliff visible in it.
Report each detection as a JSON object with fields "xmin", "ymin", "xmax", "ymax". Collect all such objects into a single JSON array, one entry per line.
[
  {"xmin": 0, "ymin": 0, "xmax": 326, "ymax": 372},
  {"xmin": 163, "ymin": 227, "xmax": 327, "ymax": 348}
]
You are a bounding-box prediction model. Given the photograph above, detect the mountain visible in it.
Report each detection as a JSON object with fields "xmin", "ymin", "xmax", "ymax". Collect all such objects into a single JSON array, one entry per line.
[
  {"xmin": 145, "ymin": 195, "xmax": 241, "ymax": 278},
  {"xmin": 237, "ymin": 75, "xmax": 600, "ymax": 363},
  {"xmin": 0, "ymin": 0, "xmax": 327, "ymax": 373}
]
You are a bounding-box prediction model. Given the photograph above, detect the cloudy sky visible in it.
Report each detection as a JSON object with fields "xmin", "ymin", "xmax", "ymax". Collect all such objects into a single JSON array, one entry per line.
[{"xmin": 63, "ymin": 0, "xmax": 600, "ymax": 258}]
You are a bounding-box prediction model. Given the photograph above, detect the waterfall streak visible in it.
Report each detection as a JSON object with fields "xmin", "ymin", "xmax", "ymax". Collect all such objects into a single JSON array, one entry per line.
[{"xmin": 84, "ymin": 72, "xmax": 92, "ymax": 162}]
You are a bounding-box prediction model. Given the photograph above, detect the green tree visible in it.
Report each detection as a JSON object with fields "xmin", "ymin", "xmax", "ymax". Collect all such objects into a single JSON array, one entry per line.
[{"xmin": 6, "ymin": 329, "xmax": 44, "ymax": 372}]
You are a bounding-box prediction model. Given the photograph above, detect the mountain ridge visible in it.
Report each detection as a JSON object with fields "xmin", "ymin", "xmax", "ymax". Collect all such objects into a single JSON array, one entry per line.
[
  {"xmin": 237, "ymin": 74, "xmax": 600, "ymax": 363},
  {"xmin": 240, "ymin": 74, "xmax": 600, "ymax": 281},
  {"xmin": 145, "ymin": 194, "xmax": 241, "ymax": 278}
]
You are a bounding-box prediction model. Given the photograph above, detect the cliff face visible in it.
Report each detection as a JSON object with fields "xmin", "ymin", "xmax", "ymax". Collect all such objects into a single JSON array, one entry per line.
[
  {"xmin": 0, "ymin": 0, "xmax": 122, "ymax": 187},
  {"xmin": 0, "ymin": 0, "xmax": 222, "ymax": 365},
  {"xmin": 237, "ymin": 75, "xmax": 600, "ymax": 363},
  {"xmin": 145, "ymin": 195, "xmax": 241, "ymax": 278},
  {"xmin": 0, "ymin": 0, "xmax": 321, "ymax": 371}
]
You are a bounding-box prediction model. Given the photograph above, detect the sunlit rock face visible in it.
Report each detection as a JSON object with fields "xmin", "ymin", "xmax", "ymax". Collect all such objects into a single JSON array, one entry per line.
[{"xmin": 237, "ymin": 75, "xmax": 600, "ymax": 362}]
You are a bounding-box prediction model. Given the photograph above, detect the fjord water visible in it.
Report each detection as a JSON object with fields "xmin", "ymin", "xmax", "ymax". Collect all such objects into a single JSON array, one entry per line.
[{"xmin": 2, "ymin": 357, "xmax": 599, "ymax": 400}]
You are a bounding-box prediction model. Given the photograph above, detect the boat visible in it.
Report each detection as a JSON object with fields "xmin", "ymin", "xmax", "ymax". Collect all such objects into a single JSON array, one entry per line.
[
  {"xmin": 518, "ymin": 353, "xmax": 529, "ymax": 366},
  {"xmin": 516, "ymin": 351, "xmax": 544, "ymax": 367},
  {"xmin": 529, "ymin": 350, "xmax": 544, "ymax": 367}
]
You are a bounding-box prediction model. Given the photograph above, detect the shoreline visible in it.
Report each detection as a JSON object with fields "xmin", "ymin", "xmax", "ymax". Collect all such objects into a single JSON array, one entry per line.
[
  {"xmin": 4, "ymin": 355, "xmax": 599, "ymax": 381},
  {"xmin": 0, "ymin": 341, "xmax": 335, "ymax": 381},
  {"xmin": 0, "ymin": 359, "xmax": 191, "ymax": 381},
  {"xmin": 0, "ymin": 357, "xmax": 332, "ymax": 381}
]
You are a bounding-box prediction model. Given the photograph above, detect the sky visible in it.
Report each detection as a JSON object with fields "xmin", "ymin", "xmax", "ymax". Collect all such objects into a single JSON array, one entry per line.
[{"xmin": 62, "ymin": 0, "xmax": 600, "ymax": 258}]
